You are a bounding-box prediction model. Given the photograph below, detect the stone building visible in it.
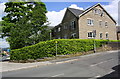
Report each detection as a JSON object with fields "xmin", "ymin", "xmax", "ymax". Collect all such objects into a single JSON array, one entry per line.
[
  {"xmin": 52, "ymin": 3, "xmax": 117, "ymax": 40},
  {"xmin": 116, "ymin": 26, "xmax": 120, "ymax": 40}
]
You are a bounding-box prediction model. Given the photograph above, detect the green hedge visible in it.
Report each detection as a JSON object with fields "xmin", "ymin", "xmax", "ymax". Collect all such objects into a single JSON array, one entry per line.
[{"xmin": 10, "ymin": 39, "xmax": 109, "ymax": 60}]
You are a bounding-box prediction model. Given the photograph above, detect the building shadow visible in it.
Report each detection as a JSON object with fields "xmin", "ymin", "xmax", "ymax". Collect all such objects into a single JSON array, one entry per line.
[{"xmin": 97, "ymin": 64, "xmax": 120, "ymax": 79}]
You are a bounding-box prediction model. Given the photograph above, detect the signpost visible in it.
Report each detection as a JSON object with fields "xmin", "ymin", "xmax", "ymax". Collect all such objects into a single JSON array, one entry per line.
[{"xmin": 93, "ymin": 30, "xmax": 96, "ymax": 53}]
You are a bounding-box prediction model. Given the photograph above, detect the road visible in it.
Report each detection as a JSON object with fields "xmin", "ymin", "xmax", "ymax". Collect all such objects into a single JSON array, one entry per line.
[{"xmin": 2, "ymin": 50, "xmax": 120, "ymax": 78}]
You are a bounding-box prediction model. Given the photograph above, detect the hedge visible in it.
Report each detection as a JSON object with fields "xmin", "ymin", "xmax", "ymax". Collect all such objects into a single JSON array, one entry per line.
[{"xmin": 10, "ymin": 39, "xmax": 110, "ymax": 60}]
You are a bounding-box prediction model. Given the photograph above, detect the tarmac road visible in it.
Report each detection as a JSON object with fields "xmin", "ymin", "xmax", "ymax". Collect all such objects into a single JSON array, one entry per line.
[{"xmin": 2, "ymin": 50, "xmax": 120, "ymax": 79}]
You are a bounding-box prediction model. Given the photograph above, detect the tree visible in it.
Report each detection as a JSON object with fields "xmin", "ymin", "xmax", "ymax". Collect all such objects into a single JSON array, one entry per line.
[{"xmin": 1, "ymin": 1, "xmax": 48, "ymax": 49}]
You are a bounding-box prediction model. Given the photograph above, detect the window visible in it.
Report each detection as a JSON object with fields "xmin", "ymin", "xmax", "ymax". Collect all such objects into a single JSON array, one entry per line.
[
  {"xmin": 94, "ymin": 9, "xmax": 98, "ymax": 14},
  {"xmin": 88, "ymin": 32, "xmax": 93, "ymax": 38},
  {"xmin": 105, "ymin": 22, "xmax": 108, "ymax": 27},
  {"xmin": 87, "ymin": 19, "xmax": 94, "ymax": 26},
  {"xmin": 94, "ymin": 9, "xmax": 100, "ymax": 14},
  {"xmin": 101, "ymin": 10, "xmax": 104, "ymax": 17},
  {"xmin": 93, "ymin": 9, "xmax": 104, "ymax": 17},
  {"xmin": 58, "ymin": 27, "xmax": 61, "ymax": 32},
  {"xmin": 71, "ymin": 33, "xmax": 76, "ymax": 38},
  {"xmin": 99, "ymin": 21, "xmax": 102, "ymax": 26},
  {"xmin": 98, "ymin": 9, "xmax": 101, "ymax": 15},
  {"xmin": 106, "ymin": 33, "xmax": 109, "ymax": 39},
  {"xmin": 71, "ymin": 21, "xmax": 76, "ymax": 29},
  {"xmin": 100, "ymin": 33, "xmax": 103, "ymax": 39}
]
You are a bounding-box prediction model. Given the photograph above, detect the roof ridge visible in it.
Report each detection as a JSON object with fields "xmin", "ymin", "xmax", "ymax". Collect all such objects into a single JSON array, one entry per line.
[{"xmin": 68, "ymin": 7, "xmax": 84, "ymax": 11}]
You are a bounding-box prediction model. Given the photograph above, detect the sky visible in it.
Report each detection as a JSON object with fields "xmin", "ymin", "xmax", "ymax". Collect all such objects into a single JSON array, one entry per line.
[{"xmin": 0, "ymin": 0, "xmax": 119, "ymax": 48}]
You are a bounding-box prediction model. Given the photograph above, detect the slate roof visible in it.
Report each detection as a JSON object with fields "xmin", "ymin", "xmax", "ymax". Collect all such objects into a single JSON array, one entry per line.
[{"xmin": 68, "ymin": 8, "xmax": 84, "ymax": 17}]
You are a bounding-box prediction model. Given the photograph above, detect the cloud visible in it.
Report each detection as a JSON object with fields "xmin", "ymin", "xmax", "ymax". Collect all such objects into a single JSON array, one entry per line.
[
  {"xmin": 46, "ymin": 4, "xmax": 84, "ymax": 26},
  {"xmin": 69, "ymin": 4, "xmax": 84, "ymax": 10},
  {"xmin": 103, "ymin": 0, "xmax": 119, "ymax": 25},
  {"xmin": 0, "ymin": 2, "xmax": 6, "ymax": 21},
  {"xmin": 0, "ymin": 38, "xmax": 10, "ymax": 48},
  {"xmin": 46, "ymin": 8, "xmax": 66, "ymax": 26}
]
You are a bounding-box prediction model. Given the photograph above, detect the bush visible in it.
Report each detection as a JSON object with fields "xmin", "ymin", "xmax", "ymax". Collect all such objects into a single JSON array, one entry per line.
[{"xmin": 10, "ymin": 39, "xmax": 109, "ymax": 60}]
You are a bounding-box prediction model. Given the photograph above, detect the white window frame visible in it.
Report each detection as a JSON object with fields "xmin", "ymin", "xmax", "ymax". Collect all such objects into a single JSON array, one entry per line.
[
  {"xmin": 106, "ymin": 32, "xmax": 109, "ymax": 39},
  {"xmin": 88, "ymin": 32, "xmax": 94, "ymax": 38},
  {"xmin": 87, "ymin": 18, "xmax": 94, "ymax": 26}
]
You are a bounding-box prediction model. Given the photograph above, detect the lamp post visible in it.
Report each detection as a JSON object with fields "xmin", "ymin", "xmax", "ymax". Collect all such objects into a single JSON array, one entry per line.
[
  {"xmin": 55, "ymin": 41, "xmax": 58, "ymax": 56},
  {"xmin": 50, "ymin": 30, "xmax": 52, "ymax": 40},
  {"xmin": 93, "ymin": 30, "xmax": 96, "ymax": 53}
]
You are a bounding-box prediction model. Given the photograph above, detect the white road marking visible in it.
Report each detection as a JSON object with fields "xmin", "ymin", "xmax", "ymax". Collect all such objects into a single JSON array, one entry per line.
[
  {"xmin": 51, "ymin": 73, "xmax": 64, "ymax": 77},
  {"xmin": 90, "ymin": 59, "xmax": 114, "ymax": 67},
  {"xmin": 56, "ymin": 59, "xmax": 79, "ymax": 64},
  {"xmin": 94, "ymin": 75, "xmax": 101, "ymax": 78}
]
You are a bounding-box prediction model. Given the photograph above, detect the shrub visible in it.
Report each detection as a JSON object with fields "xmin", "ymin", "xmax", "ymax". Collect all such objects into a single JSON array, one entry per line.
[{"xmin": 10, "ymin": 39, "xmax": 109, "ymax": 60}]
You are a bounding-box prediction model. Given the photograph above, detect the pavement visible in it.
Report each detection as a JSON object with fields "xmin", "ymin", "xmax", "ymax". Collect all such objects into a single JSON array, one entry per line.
[{"xmin": 1, "ymin": 50, "xmax": 120, "ymax": 78}]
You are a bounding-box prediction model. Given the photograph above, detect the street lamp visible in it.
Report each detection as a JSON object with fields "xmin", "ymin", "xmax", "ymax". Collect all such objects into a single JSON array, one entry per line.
[
  {"xmin": 93, "ymin": 30, "xmax": 96, "ymax": 53},
  {"xmin": 50, "ymin": 30, "xmax": 52, "ymax": 40},
  {"xmin": 55, "ymin": 41, "xmax": 58, "ymax": 56}
]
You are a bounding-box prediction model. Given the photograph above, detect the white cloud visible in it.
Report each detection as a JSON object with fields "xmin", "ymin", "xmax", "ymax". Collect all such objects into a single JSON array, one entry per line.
[
  {"xmin": 46, "ymin": 4, "xmax": 84, "ymax": 26},
  {"xmin": 103, "ymin": 0, "xmax": 119, "ymax": 25},
  {"xmin": 0, "ymin": 38, "xmax": 10, "ymax": 48},
  {"xmin": 69, "ymin": 4, "xmax": 84, "ymax": 10},
  {"xmin": 46, "ymin": 8, "xmax": 66, "ymax": 26},
  {"xmin": 0, "ymin": 2, "xmax": 5, "ymax": 21}
]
